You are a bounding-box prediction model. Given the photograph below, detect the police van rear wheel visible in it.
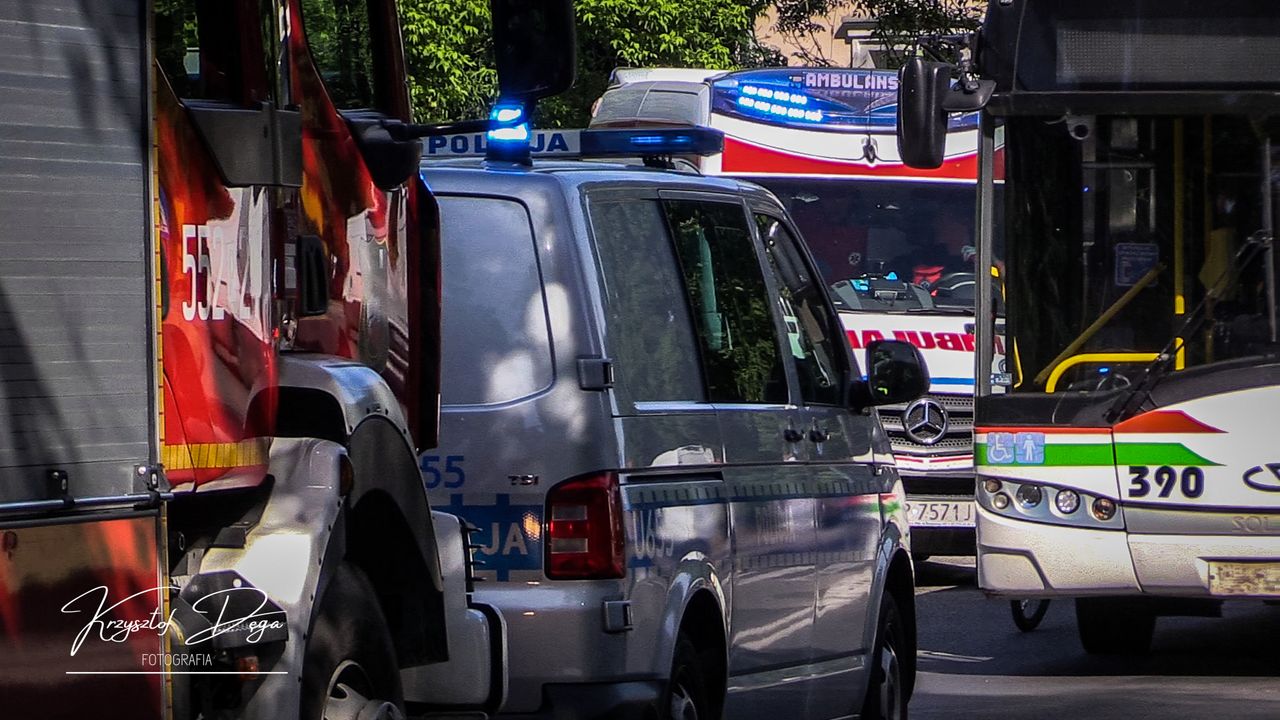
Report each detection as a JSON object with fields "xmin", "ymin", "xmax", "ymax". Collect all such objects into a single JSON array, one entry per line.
[
  {"xmin": 666, "ymin": 634, "xmax": 709, "ymax": 720},
  {"xmin": 301, "ymin": 563, "xmax": 404, "ymax": 720},
  {"xmin": 1075, "ymin": 597, "xmax": 1155, "ymax": 655}
]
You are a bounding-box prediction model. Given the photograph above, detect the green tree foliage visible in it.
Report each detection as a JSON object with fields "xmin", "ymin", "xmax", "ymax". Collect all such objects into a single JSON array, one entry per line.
[
  {"xmin": 540, "ymin": 0, "xmax": 777, "ymax": 127},
  {"xmin": 399, "ymin": 0, "xmax": 498, "ymax": 123},
  {"xmin": 397, "ymin": 0, "xmax": 778, "ymax": 127},
  {"xmin": 770, "ymin": 0, "xmax": 983, "ymax": 68}
]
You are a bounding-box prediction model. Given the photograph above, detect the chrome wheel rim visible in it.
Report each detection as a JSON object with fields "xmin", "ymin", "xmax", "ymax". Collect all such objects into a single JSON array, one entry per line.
[
  {"xmin": 877, "ymin": 634, "xmax": 904, "ymax": 720},
  {"xmin": 323, "ymin": 660, "xmax": 403, "ymax": 720},
  {"xmin": 670, "ymin": 680, "xmax": 700, "ymax": 720}
]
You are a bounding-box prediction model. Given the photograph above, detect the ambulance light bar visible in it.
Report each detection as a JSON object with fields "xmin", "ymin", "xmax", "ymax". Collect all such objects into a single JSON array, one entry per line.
[{"xmin": 578, "ymin": 127, "xmax": 723, "ymax": 158}]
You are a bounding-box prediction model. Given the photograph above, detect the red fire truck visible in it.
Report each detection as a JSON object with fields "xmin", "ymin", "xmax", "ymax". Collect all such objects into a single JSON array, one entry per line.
[{"xmin": 0, "ymin": 1, "xmax": 573, "ymax": 718}]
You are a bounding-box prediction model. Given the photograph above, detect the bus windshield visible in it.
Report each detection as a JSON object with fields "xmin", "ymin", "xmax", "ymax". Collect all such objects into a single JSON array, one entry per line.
[
  {"xmin": 747, "ymin": 177, "xmax": 1001, "ymax": 314},
  {"xmin": 1000, "ymin": 115, "xmax": 1280, "ymax": 395}
]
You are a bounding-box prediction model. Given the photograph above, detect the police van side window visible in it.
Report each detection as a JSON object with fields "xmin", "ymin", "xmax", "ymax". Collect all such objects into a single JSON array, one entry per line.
[
  {"xmin": 756, "ymin": 214, "xmax": 844, "ymax": 406},
  {"xmin": 437, "ymin": 196, "xmax": 554, "ymax": 405},
  {"xmin": 587, "ymin": 199, "xmax": 705, "ymax": 409},
  {"xmin": 664, "ymin": 200, "xmax": 789, "ymax": 405}
]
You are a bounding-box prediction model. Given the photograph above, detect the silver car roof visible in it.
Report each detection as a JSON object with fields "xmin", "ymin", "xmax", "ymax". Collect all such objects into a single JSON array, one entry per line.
[{"xmin": 420, "ymin": 158, "xmax": 786, "ymax": 210}]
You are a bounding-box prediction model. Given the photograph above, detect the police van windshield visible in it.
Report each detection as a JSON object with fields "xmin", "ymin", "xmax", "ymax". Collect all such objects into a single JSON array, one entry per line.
[{"xmin": 746, "ymin": 177, "xmax": 1002, "ymax": 313}]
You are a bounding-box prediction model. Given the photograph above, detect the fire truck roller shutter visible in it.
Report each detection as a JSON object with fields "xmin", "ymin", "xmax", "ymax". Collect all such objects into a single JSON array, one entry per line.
[{"xmin": 0, "ymin": 0, "xmax": 156, "ymax": 506}]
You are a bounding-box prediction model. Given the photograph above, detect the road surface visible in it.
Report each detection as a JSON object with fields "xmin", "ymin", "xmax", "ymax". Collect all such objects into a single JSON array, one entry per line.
[{"xmin": 912, "ymin": 558, "xmax": 1280, "ymax": 719}]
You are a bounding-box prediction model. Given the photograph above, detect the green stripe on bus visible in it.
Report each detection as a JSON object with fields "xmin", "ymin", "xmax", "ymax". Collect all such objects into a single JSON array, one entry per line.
[
  {"xmin": 975, "ymin": 442, "xmax": 1217, "ymax": 467},
  {"xmin": 1114, "ymin": 442, "xmax": 1219, "ymax": 467},
  {"xmin": 975, "ymin": 443, "xmax": 1114, "ymax": 466}
]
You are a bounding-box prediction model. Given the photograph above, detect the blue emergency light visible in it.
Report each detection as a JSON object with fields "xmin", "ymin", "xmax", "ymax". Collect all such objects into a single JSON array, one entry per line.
[
  {"xmin": 577, "ymin": 127, "xmax": 724, "ymax": 158},
  {"xmin": 486, "ymin": 101, "xmax": 533, "ymax": 163}
]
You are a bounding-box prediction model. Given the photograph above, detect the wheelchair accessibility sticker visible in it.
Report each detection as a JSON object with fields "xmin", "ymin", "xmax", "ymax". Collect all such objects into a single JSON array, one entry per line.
[{"xmin": 986, "ymin": 432, "xmax": 1046, "ymax": 465}]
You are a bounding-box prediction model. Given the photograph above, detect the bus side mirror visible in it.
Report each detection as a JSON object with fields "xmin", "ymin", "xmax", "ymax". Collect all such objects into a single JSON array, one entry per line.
[
  {"xmin": 491, "ymin": 0, "xmax": 577, "ymax": 102},
  {"xmin": 897, "ymin": 57, "xmax": 952, "ymax": 169}
]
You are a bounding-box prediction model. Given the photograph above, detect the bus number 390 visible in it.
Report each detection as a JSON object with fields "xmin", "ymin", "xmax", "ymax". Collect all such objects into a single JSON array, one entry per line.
[{"xmin": 1128, "ymin": 465, "xmax": 1205, "ymax": 499}]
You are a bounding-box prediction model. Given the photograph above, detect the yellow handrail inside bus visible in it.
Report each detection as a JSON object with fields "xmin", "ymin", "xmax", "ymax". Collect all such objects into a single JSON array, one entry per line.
[
  {"xmin": 1032, "ymin": 263, "xmax": 1164, "ymax": 385},
  {"xmin": 1044, "ymin": 353, "xmax": 1160, "ymax": 393},
  {"xmin": 989, "ymin": 264, "xmax": 1025, "ymax": 389}
]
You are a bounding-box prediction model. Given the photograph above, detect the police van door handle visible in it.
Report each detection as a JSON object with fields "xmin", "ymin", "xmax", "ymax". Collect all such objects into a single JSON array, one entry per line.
[
  {"xmin": 808, "ymin": 422, "xmax": 830, "ymax": 444},
  {"xmin": 784, "ymin": 424, "xmax": 805, "ymax": 444}
]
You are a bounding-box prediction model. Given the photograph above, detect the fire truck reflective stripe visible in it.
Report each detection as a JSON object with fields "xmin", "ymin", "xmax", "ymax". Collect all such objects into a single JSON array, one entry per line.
[{"xmin": 162, "ymin": 439, "xmax": 271, "ymax": 471}]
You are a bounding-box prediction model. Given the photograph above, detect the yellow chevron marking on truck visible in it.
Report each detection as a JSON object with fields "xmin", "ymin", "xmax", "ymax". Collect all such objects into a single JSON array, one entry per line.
[{"xmin": 162, "ymin": 438, "xmax": 271, "ymax": 471}]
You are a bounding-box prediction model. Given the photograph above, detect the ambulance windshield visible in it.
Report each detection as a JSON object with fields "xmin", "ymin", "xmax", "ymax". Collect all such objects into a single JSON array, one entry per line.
[{"xmin": 752, "ymin": 178, "xmax": 1001, "ymax": 313}]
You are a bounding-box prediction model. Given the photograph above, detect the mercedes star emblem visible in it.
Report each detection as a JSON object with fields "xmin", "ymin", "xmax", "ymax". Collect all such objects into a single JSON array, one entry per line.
[{"xmin": 903, "ymin": 398, "xmax": 949, "ymax": 445}]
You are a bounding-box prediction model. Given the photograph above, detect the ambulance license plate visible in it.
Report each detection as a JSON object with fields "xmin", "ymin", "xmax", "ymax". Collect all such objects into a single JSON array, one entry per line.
[
  {"xmin": 1208, "ymin": 562, "xmax": 1280, "ymax": 597},
  {"xmin": 906, "ymin": 499, "xmax": 975, "ymax": 528}
]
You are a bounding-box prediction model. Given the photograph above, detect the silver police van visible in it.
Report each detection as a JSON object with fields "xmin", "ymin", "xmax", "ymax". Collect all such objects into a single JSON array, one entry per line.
[{"xmin": 422, "ymin": 125, "xmax": 927, "ymax": 719}]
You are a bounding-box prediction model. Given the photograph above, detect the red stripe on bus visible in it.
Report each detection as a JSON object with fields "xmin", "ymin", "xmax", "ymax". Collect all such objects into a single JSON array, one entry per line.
[
  {"xmin": 1113, "ymin": 410, "xmax": 1224, "ymax": 434},
  {"xmin": 976, "ymin": 426, "xmax": 1109, "ymax": 435}
]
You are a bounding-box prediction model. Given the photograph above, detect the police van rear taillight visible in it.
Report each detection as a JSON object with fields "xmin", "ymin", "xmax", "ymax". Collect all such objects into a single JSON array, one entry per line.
[{"xmin": 545, "ymin": 472, "xmax": 625, "ymax": 580}]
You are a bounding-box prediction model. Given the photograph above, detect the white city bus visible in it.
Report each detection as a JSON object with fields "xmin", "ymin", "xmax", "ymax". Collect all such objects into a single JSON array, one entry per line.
[
  {"xmin": 589, "ymin": 67, "xmax": 1003, "ymax": 556},
  {"xmin": 896, "ymin": 0, "xmax": 1280, "ymax": 653}
]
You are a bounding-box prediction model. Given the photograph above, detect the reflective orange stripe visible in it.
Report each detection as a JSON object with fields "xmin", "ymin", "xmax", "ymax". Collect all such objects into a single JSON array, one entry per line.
[{"xmin": 162, "ymin": 438, "xmax": 271, "ymax": 471}]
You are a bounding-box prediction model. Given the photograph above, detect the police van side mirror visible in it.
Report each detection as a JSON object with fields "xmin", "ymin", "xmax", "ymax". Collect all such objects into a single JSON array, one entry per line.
[
  {"xmin": 857, "ymin": 339, "xmax": 929, "ymax": 407},
  {"xmin": 897, "ymin": 58, "xmax": 952, "ymax": 170},
  {"xmin": 491, "ymin": 0, "xmax": 577, "ymax": 101}
]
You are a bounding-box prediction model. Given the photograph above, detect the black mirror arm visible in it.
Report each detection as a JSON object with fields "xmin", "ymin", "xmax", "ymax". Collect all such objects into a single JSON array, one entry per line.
[
  {"xmin": 947, "ymin": 41, "xmax": 995, "ymax": 112},
  {"xmin": 846, "ymin": 379, "xmax": 875, "ymax": 413},
  {"xmin": 395, "ymin": 116, "xmax": 525, "ymax": 140},
  {"xmin": 917, "ymin": 33, "xmax": 994, "ymax": 112}
]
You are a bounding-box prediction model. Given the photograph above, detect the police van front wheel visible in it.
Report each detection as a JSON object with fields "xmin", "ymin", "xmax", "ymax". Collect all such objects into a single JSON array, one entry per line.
[
  {"xmin": 862, "ymin": 592, "xmax": 908, "ymax": 720},
  {"xmin": 301, "ymin": 563, "xmax": 404, "ymax": 720}
]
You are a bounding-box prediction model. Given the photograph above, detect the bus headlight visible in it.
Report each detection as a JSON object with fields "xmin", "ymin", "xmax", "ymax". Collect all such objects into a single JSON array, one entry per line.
[
  {"xmin": 977, "ymin": 477, "xmax": 1123, "ymax": 530},
  {"xmin": 1092, "ymin": 497, "xmax": 1117, "ymax": 521},
  {"xmin": 1016, "ymin": 484, "xmax": 1043, "ymax": 508},
  {"xmin": 1054, "ymin": 489, "xmax": 1080, "ymax": 515}
]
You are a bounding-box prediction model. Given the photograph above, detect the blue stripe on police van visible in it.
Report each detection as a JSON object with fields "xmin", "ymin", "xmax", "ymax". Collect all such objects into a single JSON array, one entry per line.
[{"xmin": 438, "ymin": 493, "xmax": 542, "ymax": 581}]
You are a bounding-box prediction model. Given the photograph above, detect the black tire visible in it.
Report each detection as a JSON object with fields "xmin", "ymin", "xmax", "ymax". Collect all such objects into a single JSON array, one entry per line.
[
  {"xmin": 1010, "ymin": 599, "xmax": 1051, "ymax": 632},
  {"xmin": 301, "ymin": 563, "xmax": 404, "ymax": 720},
  {"xmin": 1075, "ymin": 597, "xmax": 1156, "ymax": 655},
  {"xmin": 665, "ymin": 634, "xmax": 710, "ymax": 720},
  {"xmin": 862, "ymin": 592, "xmax": 909, "ymax": 720}
]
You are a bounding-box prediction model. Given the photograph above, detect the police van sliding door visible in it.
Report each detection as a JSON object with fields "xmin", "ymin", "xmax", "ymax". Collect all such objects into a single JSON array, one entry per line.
[
  {"xmin": 658, "ymin": 193, "xmax": 820, "ymax": 714},
  {"xmin": 755, "ymin": 209, "xmax": 882, "ymax": 717}
]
